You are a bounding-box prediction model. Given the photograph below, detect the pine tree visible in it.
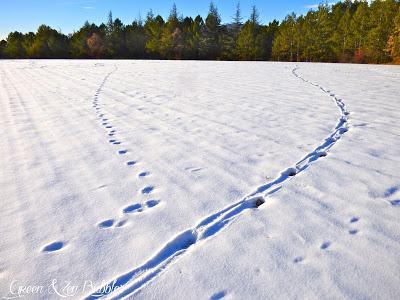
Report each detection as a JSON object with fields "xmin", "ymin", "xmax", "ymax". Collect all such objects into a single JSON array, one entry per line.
[
  {"xmin": 200, "ymin": 2, "xmax": 221, "ymax": 59},
  {"xmin": 4, "ymin": 32, "xmax": 27, "ymax": 58},
  {"xmin": 237, "ymin": 6, "xmax": 262, "ymax": 60},
  {"xmin": 0, "ymin": 40, "xmax": 7, "ymax": 58},
  {"xmin": 126, "ymin": 19, "xmax": 146, "ymax": 58},
  {"xmin": 232, "ymin": 2, "xmax": 243, "ymax": 41},
  {"xmin": 184, "ymin": 15, "xmax": 203, "ymax": 59},
  {"xmin": 332, "ymin": 8, "xmax": 354, "ymax": 62},
  {"xmin": 160, "ymin": 3, "xmax": 182, "ymax": 59},
  {"xmin": 144, "ymin": 10, "xmax": 165, "ymax": 58},
  {"xmin": 272, "ymin": 14, "xmax": 297, "ymax": 61}
]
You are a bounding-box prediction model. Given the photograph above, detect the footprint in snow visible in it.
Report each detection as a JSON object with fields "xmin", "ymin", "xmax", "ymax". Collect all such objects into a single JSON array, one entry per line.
[
  {"xmin": 390, "ymin": 200, "xmax": 400, "ymax": 206},
  {"xmin": 293, "ymin": 256, "xmax": 304, "ymax": 264},
  {"xmin": 123, "ymin": 203, "xmax": 142, "ymax": 214},
  {"xmin": 349, "ymin": 229, "xmax": 358, "ymax": 235},
  {"xmin": 283, "ymin": 167, "xmax": 297, "ymax": 177},
  {"xmin": 115, "ymin": 220, "xmax": 128, "ymax": 227},
  {"xmin": 42, "ymin": 241, "xmax": 65, "ymax": 252},
  {"xmin": 126, "ymin": 161, "xmax": 136, "ymax": 166},
  {"xmin": 138, "ymin": 171, "xmax": 150, "ymax": 177},
  {"xmin": 384, "ymin": 186, "xmax": 398, "ymax": 198},
  {"xmin": 142, "ymin": 186, "xmax": 154, "ymax": 194},
  {"xmin": 350, "ymin": 217, "xmax": 359, "ymax": 223},
  {"xmin": 118, "ymin": 150, "xmax": 128, "ymax": 155},
  {"xmin": 146, "ymin": 199, "xmax": 160, "ymax": 208},
  {"xmin": 123, "ymin": 200, "xmax": 160, "ymax": 214},
  {"xmin": 320, "ymin": 242, "xmax": 331, "ymax": 250},
  {"xmin": 98, "ymin": 219, "xmax": 114, "ymax": 229},
  {"xmin": 210, "ymin": 291, "xmax": 226, "ymax": 300}
]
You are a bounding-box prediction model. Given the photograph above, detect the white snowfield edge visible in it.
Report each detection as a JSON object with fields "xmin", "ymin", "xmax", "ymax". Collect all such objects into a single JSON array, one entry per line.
[{"xmin": 0, "ymin": 61, "xmax": 399, "ymax": 300}]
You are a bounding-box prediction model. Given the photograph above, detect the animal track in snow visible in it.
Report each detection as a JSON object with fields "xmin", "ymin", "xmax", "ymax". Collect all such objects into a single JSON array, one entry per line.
[
  {"xmin": 116, "ymin": 220, "xmax": 128, "ymax": 227},
  {"xmin": 138, "ymin": 171, "xmax": 150, "ymax": 177},
  {"xmin": 123, "ymin": 200, "xmax": 161, "ymax": 214},
  {"xmin": 141, "ymin": 186, "xmax": 154, "ymax": 194},
  {"xmin": 282, "ymin": 167, "xmax": 298, "ymax": 177},
  {"xmin": 293, "ymin": 256, "xmax": 304, "ymax": 264},
  {"xmin": 210, "ymin": 291, "xmax": 226, "ymax": 300},
  {"xmin": 146, "ymin": 199, "xmax": 160, "ymax": 208},
  {"xmin": 320, "ymin": 242, "xmax": 331, "ymax": 250},
  {"xmin": 123, "ymin": 203, "xmax": 142, "ymax": 214},
  {"xmin": 349, "ymin": 229, "xmax": 358, "ymax": 235},
  {"xmin": 350, "ymin": 217, "xmax": 359, "ymax": 223},
  {"xmin": 384, "ymin": 186, "xmax": 398, "ymax": 197},
  {"xmin": 42, "ymin": 241, "xmax": 65, "ymax": 252},
  {"xmin": 98, "ymin": 219, "xmax": 114, "ymax": 229},
  {"xmin": 86, "ymin": 66, "xmax": 350, "ymax": 299},
  {"xmin": 91, "ymin": 66, "xmax": 160, "ymax": 235},
  {"xmin": 390, "ymin": 200, "xmax": 400, "ymax": 206}
]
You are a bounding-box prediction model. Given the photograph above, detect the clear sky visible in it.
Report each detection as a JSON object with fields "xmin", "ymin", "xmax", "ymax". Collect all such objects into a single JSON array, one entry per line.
[{"xmin": 0, "ymin": 0, "xmax": 336, "ymax": 40}]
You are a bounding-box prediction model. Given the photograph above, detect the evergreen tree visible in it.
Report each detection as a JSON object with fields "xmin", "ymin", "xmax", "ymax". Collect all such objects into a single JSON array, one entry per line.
[
  {"xmin": 184, "ymin": 15, "xmax": 203, "ymax": 59},
  {"xmin": 1, "ymin": 0, "xmax": 399, "ymax": 63},
  {"xmin": 351, "ymin": 1, "xmax": 371, "ymax": 62},
  {"xmin": 144, "ymin": 11, "xmax": 165, "ymax": 58},
  {"xmin": 366, "ymin": 0, "xmax": 398, "ymax": 63},
  {"xmin": 332, "ymin": 8, "xmax": 354, "ymax": 62},
  {"xmin": 259, "ymin": 20, "xmax": 279, "ymax": 60},
  {"xmin": 200, "ymin": 2, "xmax": 221, "ymax": 59},
  {"xmin": 272, "ymin": 14, "xmax": 298, "ymax": 61},
  {"xmin": 4, "ymin": 32, "xmax": 27, "ymax": 58},
  {"xmin": 237, "ymin": 6, "xmax": 262, "ymax": 60},
  {"xmin": 0, "ymin": 40, "xmax": 7, "ymax": 58},
  {"xmin": 70, "ymin": 22, "xmax": 90, "ymax": 58},
  {"xmin": 28, "ymin": 25, "xmax": 69, "ymax": 58},
  {"xmin": 160, "ymin": 3, "xmax": 182, "ymax": 59},
  {"xmin": 125, "ymin": 19, "xmax": 146, "ymax": 58}
]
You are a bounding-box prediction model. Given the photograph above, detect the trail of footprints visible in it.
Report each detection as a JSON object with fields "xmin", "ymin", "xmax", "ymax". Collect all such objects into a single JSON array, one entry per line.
[
  {"xmin": 293, "ymin": 216, "xmax": 361, "ymax": 264},
  {"xmin": 40, "ymin": 67, "xmax": 162, "ymax": 254},
  {"xmin": 39, "ymin": 66, "xmax": 399, "ymax": 298},
  {"xmin": 84, "ymin": 66, "xmax": 358, "ymax": 298},
  {"xmin": 92, "ymin": 67, "xmax": 162, "ymax": 230}
]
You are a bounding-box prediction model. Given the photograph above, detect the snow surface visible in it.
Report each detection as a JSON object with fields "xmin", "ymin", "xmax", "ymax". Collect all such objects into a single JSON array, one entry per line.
[{"xmin": 0, "ymin": 60, "xmax": 399, "ymax": 299}]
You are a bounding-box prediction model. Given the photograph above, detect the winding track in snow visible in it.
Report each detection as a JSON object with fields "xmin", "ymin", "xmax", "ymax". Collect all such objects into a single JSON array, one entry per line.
[{"xmin": 85, "ymin": 65, "xmax": 350, "ymax": 299}]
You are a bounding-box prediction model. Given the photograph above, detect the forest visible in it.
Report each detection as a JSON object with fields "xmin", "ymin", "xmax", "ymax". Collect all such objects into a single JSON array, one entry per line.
[{"xmin": 1, "ymin": 0, "xmax": 399, "ymax": 64}]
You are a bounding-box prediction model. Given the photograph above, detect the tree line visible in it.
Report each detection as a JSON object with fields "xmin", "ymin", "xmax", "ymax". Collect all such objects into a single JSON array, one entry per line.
[{"xmin": 1, "ymin": 0, "xmax": 399, "ymax": 64}]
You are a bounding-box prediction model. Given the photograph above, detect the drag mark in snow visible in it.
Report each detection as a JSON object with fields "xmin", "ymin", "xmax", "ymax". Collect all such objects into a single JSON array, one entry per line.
[{"xmin": 85, "ymin": 66, "xmax": 350, "ymax": 299}]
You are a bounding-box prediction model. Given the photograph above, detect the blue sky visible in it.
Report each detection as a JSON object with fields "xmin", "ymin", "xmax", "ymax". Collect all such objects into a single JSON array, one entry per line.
[{"xmin": 0, "ymin": 0, "xmax": 335, "ymax": 40}]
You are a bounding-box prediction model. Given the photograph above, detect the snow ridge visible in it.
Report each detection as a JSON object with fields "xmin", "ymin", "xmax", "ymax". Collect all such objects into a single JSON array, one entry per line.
[{"xmin": 85, "ymin": 66, "xmax": 350, "ymax": 299}]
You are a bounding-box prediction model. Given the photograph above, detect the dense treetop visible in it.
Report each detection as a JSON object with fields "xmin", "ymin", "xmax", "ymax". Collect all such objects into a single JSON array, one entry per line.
[{"xmin": 1, "ymin": 0, "xmax": 399, "ymax": 63}]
